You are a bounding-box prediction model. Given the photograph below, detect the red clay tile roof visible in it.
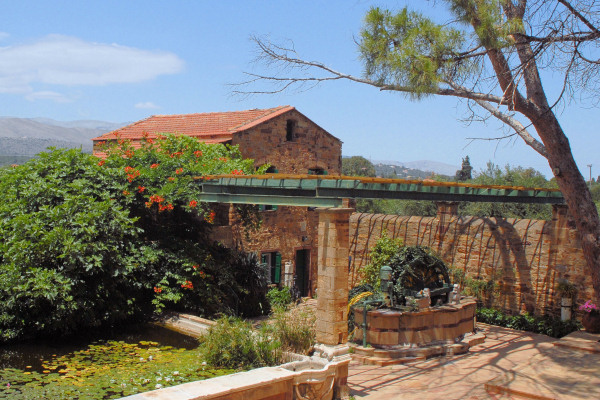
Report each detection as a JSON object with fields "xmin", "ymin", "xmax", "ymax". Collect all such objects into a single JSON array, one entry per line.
[{"xmin": 92, "ymin": 105, "xmax": 295, "ymax": 143}]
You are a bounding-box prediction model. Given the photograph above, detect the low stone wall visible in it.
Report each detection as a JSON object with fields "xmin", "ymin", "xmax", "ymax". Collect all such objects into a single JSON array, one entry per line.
[
  {"xmin": 353, "ymin": 298, "xmax": 477, "ymax": 347},
  {"xmin": 121, "ymin": 355, "xmax": 350, "ymax": 400},
  {"xmin": 122, "ymin": 367, "xmax": 295, "ymax": 400}
]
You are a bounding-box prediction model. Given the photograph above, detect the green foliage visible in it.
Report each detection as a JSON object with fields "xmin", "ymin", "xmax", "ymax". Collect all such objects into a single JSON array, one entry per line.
[
  {"xmin": 361, "ymin": 232, "xmax": 404, "ymax": 287},
  {"xmin": 200, "ymin": 317, "xmax": 281, "ymax": 370},
  {"xmin": 348, "ymin": 284, "xmax": 375, "ymax": 301},
  {"xmin": 267, "ymin": 305, "xmax": 316, "ymax": 355},
  {"xmin": 347, "ymin": 284, "xmax": 377, "ymax": 332},
  {"xmin": 460, "ymin": 163, "xmax": 556, "ymax": 220},
  {"xmin": 364, "ymin": 163, "xmax": 555, "ymax": 220},
  {"xmin": 342, "ymin": 156, "xmax": 381, "ymax": 214},
  {"xmin": 266, "ymin": 286, "xmax": 292, "ymax": 310},
  {"xmin": 342, "ymin": 156, "xmax": 376, "ymax": 177},
  {"xmin": 229, "ymin": 252, "xmax": 270, "ymax": 317},
  {"xmin": 0, "ymin": 149, "xmax": 154, "ymax": 341},
  {"xmin": 0, "ymin": 339, "xmax": 233, "ymax": 399},
  {"xmin": 556, "ymin": 280, "xmax": 577, "ymax": 298},
  {"xmin": 0, "ymin": 136, "xmax": 268, "ymax": 343},
  {"xmin": 360, "ymin": 7, "xmax": 466, "ymax": 98},
  {"xmin": 476, "ymin": 308, "xmax": 580, "ymax": 338},
  {"xmin": 455, "ymin": 156, "xmax": 472, "ymax": 181},
  {"xmin": 449, "ymin": 266, "xmax": 498, "ymax": 305},
  {"xmin": 377, "ymin": 199, "xmax": 437, "ymax": 216}
]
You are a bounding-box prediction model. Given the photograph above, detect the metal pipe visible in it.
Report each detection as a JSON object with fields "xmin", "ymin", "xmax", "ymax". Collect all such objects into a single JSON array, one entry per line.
[{"xmin": 359, "ymin": 299, "xmax": 382, "ymax": 348}]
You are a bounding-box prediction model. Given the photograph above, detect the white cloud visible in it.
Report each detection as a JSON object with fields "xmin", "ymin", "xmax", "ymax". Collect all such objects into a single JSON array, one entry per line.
[
  {"xmin": 135, "ymin": 101, "xmax": 160, "ymax": 109},
  {"xmin": 26, "ymin": 90, "xmax": 72, "ymax": 103},
  {"xmin": 0, "ymin": 34, "xmax": 185, "ymax": 95}
]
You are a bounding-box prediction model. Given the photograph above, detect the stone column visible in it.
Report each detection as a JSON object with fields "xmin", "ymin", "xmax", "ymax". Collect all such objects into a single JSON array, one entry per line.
[
  {"xmin": 315, "ymin": 207, "xmax": 353, "ymax": 346},
  {"xmin": 552, "ymin": 204, "xmax": 576, "ymax": 229},
  {"xmin": 314, "ymin": 207, "xmax": 353, "ymax": 400},
  {"xmin": 435, "ymin": 201, "xmax": 459, "ymax": 218}
]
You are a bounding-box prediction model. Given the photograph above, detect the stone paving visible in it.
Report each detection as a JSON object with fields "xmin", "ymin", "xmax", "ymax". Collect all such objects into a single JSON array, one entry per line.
[{"xmin": 347, "ymin": 324, "xmax": 600, "ymax": 400}]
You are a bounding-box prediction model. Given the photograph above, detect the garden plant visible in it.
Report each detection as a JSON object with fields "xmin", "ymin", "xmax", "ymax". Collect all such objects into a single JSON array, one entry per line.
[{"xmin": 0, "ymin": 134, "xmax": 269, "ymax": 343}]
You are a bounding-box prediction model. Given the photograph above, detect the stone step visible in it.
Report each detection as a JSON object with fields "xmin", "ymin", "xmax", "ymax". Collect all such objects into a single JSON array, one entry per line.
[
  {"xmin": 157, "ymin": 312, "xmax": 215, "ymax": 337},
  {"xmin": 351, "ymin": 345, "xmax": 375, "ymax": 357},
  {"xmin": 351, "ymin": 353, "xmax": 426, "ymax": 366}
]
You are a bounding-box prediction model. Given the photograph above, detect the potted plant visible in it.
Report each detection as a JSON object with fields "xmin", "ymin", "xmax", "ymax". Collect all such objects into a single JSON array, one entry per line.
[
  {"xmin": 556, "ymin": 280, "xmax": 577, "ymax": 321},
  {"xmin": 579, "ymin": 300, "xmax": 600, "ymax": 333}
]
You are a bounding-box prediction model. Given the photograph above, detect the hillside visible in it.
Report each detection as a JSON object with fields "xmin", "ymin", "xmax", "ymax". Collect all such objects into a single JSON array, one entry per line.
[
  {"xmin": 0, "ymin": 117, "xmax": 125, "ymax": 165},
  {"xmin": 372, "ymin": 159, "xmax": 458, "ymax": 177},
  {"xmin": 372, "ymin": 161, "xmax": 455, "ymax": 180}
]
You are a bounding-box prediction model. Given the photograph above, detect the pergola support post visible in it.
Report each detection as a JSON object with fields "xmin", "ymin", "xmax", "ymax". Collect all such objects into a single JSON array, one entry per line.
[{"xmin": 313, "ymin": 207, "xmax": 353, "ymax": 399}]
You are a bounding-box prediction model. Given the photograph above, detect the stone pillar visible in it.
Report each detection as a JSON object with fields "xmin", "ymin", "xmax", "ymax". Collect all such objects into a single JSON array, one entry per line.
[
  {"xmin": 435, "ymin": 201, "xmax": 458, "ymax": 245},
  {"xmin": 435, "ymin": 201, "xmax": 459, "ymax": 218},
  {"xmin": 315, "ymin": 207, "xmax": 353, "ymax": 345},
  {"xmin": 552, "ymin": 204, "xmax": 576, "ymax": 229},
  {"xmin": 314, "ymin": 207, "xmax": 353, "ymax": 400}
]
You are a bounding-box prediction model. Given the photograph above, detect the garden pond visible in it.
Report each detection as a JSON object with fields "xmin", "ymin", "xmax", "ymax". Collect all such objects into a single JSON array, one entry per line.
[{"xmin": 0, "ymin": 323, "xmax": 234, "ymax": 399}]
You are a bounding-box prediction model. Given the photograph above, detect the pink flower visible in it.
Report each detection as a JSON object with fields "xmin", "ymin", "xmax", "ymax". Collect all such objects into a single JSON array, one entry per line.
[{"xmin": 579, "ymin": 300, "xmax": 599, "ymax": 313}]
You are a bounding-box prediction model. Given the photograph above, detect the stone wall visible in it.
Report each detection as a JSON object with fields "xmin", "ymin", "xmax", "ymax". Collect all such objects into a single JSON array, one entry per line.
[
  {"xmin": 225, "ymin": 205, "xmax": 320, "ymax": 297},
  {"xmin": 232, "ymin": 108, "xmax": 342, "ymax": 174},
  {"xmin": 349, "ymin": 206, "xmax": 594, "ymax": 316},
  {"xmin": 212, "ymin": 109, "xmax": 342, "ymax": 297}
]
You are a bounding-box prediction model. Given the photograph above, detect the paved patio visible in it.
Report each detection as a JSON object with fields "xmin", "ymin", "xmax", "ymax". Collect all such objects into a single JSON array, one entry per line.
[{"xmin": 347, "ymin": 324, "xmax": 600, "ymax": 400}]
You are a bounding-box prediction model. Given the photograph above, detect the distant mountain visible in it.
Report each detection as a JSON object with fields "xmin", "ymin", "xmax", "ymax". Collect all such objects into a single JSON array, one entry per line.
[
  {"xmin": 0, "ymin": 117, "xmax": 126, "ymax": 159},
  {"xmin": 29, "ymin": 118, "xmax": 128, "ymax": 132},
  {"xmin": 372, "ymin": 159, "xmax": 459, "ymax": 177}
]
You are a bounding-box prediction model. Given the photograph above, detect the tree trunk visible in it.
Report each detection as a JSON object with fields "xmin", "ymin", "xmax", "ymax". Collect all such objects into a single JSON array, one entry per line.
[{"xmin": 534, "ymin": 114, "xmax": 600, "ymax": 302}]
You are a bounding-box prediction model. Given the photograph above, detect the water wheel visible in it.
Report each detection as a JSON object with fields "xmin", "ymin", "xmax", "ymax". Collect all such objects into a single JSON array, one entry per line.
[{"xmin": 389, "ymin": 246, "xmax": 450, "ymax": 304}]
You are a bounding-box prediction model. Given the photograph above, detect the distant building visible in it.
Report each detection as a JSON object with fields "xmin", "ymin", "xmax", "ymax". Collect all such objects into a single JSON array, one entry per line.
[{"xmin": 93, "ymin": 106, "xmax": 342, "ymax": 296}]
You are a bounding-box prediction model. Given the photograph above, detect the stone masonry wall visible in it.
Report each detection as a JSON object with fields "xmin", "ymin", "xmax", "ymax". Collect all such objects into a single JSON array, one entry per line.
[
  {"xmin": 232, "ymin": 108, "xmax": 342, "ymax": 174},
  {"xmin": 211, "ymin": 109, "xmax": 342, "ymax": 297},
  {"xmin": 349, "ymin": 210, "xmax": 594, "ymax": 316}
]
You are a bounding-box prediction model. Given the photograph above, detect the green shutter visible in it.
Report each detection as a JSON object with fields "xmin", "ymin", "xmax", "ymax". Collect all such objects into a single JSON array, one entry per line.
[
  {"xmin": 261, "ymin": 253, "xmax": 268, "ymax": 264},
  {"xmin": 322, "ymin": 170, "xmax": 328, "ymax": 175},
  {"xmin": 274, "ymin": 252, "xmax": 282, "ymax": 284}
]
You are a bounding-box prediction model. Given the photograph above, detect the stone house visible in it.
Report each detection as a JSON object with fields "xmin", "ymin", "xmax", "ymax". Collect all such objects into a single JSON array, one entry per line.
[{"xmin": 92, "ymin": 105, "xmax": 342, "ymax": 297}]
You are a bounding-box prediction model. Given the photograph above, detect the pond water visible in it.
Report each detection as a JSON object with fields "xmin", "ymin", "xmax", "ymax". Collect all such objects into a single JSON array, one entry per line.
[
  {"xmin": 0, "ymin": 323, "xmax": 232, "ymax": 400},
  {"xmin": 0, "ymin": 323, "xmax": 198, "ymax": 372}
]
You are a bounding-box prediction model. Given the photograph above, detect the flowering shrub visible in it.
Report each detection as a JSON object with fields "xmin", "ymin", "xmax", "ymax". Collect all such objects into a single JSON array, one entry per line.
[
  {"xmin": 0, "ymin": 135, "xmax": 269, "ymax": 343},
  {"xmin": 579, "ymin": 300, "xmax": 599, "ymax": 313}
]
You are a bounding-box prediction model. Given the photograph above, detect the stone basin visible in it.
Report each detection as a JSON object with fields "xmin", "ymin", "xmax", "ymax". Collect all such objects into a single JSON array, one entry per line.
[
  {"xmin": 353, "ymin": 297, "xmax": 477, "ymax": 348},
  {"xmin": 280, "ymin": 355, "xmax": 349, "ymax": 400}
]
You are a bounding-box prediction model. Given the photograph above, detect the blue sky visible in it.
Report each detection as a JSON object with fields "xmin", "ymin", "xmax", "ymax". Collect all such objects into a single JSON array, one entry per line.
[{"xmin": 1, "ymin": 0, "xmax": 598, "ymax": 178}]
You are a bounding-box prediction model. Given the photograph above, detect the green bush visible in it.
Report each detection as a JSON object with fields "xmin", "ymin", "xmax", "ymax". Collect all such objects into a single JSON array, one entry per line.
[
  {"xmin": 361, "ymin": 232, "xmax": 403, "ymax": 287},
  {"xmin": 200, "ymin": 317, "xmax": 281, "ymax": 370},
  {"xmin": 476, "ymin": 308, "xmax": 580, "ymax": 338},
  {"xmin": 0, "ymin": 136, "xmax": 268, "ymax": 343},
  {"xmin": 266, "ymin": 286, "xmax": 292, "ymax": 310}
]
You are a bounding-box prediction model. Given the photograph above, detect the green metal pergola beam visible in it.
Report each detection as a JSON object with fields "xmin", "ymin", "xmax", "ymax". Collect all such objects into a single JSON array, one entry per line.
[
  {"xmin": 196, "ymin": 175, "xmax": 564, "ymax": 207},
  {"xmin": 197, "ymin": 193, "xmax": 342, "ymax": 207}
]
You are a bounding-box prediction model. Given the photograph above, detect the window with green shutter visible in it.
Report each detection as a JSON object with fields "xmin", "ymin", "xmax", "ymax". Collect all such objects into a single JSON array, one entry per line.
[
  {"xmin": 273, "ymin": 252, "xmax": 281, "ymax": 284},
  {"xmin": 262, "ymin": 251, "xmax": 282, "ymax": 284}
]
